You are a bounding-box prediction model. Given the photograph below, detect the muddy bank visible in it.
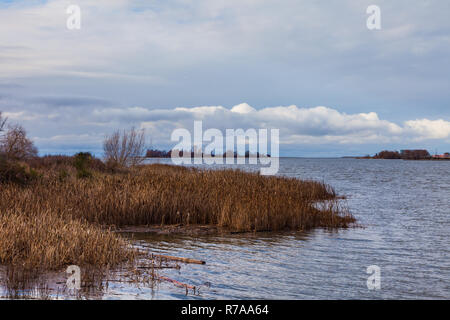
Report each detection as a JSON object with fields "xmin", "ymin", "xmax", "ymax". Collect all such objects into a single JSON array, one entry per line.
[
  {"xmin": 113, "ymin": 224, "xmax": 313, "ymax": 235},
  {"xmin": 115, "ymin": 224, "xmax": 231, "ymax": 236}
]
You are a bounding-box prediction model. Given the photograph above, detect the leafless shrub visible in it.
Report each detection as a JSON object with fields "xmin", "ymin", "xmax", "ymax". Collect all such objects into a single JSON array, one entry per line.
[
  {"xmin": 103, "ymin": 127, "xmax": 146, "ymax": 167},
  {"xmin": 0, "ymin": 124, "xmax": 38, "ymax": 161}
]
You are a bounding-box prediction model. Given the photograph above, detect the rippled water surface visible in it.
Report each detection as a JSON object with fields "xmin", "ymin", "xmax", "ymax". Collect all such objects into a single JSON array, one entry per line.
[{"xmin": 105, "ymin": 158, "xmax": 449, "ymax": 299}]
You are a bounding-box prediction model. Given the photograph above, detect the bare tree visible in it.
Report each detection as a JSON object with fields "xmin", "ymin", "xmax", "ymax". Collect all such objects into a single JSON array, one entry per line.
[
  {"xmin": 0, "ymin": 124, "xmax": 38, "ymax": 161},
  {"xmin": 103, "ymin": 127, "xmax": 146, "ymax": 167}
]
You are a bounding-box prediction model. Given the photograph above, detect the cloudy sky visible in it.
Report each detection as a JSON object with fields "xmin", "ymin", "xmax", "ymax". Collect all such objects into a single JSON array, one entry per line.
[{"xmin": 1, "ymin": 0, "xmax": 449, "ymax": 156}]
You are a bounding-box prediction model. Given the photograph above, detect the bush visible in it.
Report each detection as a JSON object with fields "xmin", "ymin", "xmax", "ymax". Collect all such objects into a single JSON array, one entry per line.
[
  {"xmin": 0, "ymin": 124, "xmax": 37, "ymax": 161},
  {"xmin": 0, "ymin": 156, "xmax": 37, "ymax": 185},
  {"xmin": 103, "ymin": 127, "xmax": 146, "ymax": 167},
  {"xmin": 73, "ymin": 152, "xmax": 93, "ymax": 179}
]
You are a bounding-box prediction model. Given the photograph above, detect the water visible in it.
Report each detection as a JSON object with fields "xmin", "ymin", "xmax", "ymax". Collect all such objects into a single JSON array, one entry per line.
[
  {"xmin": 2, "ymin": 158, "xmax": 449, "ymax": 299},
  {"xmin": 107, "ymin": 158, "xmax": 450, "ymax": 299}
]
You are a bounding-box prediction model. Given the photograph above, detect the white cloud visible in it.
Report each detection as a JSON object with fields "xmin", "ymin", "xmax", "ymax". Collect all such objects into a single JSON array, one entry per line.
[
  {"xmin": 4, "ymin": 102, "xmax": 449, "ymax": 153},
  {"xmin": 136, "ymin": 104, "xmax": 450, "ymax": 145},
  {"xmin": 231, "ymin": 103, "xmax": 256, "ymax": 114},
  {"xmin": 404, "ymin": 119, "xmax": 450, "ymax": 140}
]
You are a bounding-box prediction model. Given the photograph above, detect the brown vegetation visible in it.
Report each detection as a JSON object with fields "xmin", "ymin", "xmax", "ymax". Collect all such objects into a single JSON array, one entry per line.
[
  {"xmin": 0, "ymin": 124, "xmax": 37, "ymax": 161},
  {"xmin": 0, "ymin": 153, "xmax": 354, "ymax": 271},
  {"xmin": 2, "ymin": 160, "xmax": 354, "ymax": 231},
  {"xmin": 0, "ymin": 114, "xmax": 39, "ymax": 185},
  {"xmin": 0, "ymin": 211, "xmax": 134, "ymax": 271}
]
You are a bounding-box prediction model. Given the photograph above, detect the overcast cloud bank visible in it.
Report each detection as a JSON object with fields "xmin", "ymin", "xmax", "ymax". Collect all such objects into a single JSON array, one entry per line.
[{"xmin": 3, "ymin": 101, "xmax": 449, "ymax": 156}]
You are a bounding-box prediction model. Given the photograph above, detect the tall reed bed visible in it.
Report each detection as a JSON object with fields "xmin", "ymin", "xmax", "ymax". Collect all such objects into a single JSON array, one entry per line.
[
  {"xmin": 1, "ymin": 163, "xmax": 354, "ymax": 233},
  {"xmin": 0, "ymin": 210, "xmax": 134, "ymax": 271}
]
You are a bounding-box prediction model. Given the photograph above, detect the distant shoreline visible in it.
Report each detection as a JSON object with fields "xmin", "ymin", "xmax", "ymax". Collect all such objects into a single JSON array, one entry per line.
[
  {"xmin": 346, "ymin": 157, "xmax": 450, "ymax": 161},
  {"xmin": 345, "ymin": 149, "xmax": 450, "ymax": 161}
]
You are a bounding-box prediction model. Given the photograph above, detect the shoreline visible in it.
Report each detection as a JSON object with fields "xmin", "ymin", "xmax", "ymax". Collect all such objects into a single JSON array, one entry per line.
[
  {"xmin": 115, "ymin": 224, "xmax": 228, "ymax": 236},
  {"xmin": 351, "ymin": 157, "xmax": 450, "ymax": 161},
  {"xmin": 114, "ymin": 224, "xmax": 327, "ymax": 236}
]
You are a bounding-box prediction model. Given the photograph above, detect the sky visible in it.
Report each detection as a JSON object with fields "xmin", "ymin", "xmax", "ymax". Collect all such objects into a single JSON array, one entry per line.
[{"xmin": 0, "ymin": 0, "xmax": 449, "ymax": 157}]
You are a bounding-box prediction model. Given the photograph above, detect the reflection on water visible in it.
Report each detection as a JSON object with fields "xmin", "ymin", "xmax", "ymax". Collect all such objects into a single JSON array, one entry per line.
[
  {"xmin": 0, "ymin": 265, "xmax": 108, "ymax": 300},
  {"xmin": 1, "ymin": 158, "xmax": 449, "ymax": 299},
  {"xmin": 0, "ymin": 261, "xmax": 179, "ymax": 300}
]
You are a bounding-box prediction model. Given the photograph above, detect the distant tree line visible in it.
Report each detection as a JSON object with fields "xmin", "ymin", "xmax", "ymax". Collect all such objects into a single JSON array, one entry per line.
[
  {"xmin": 146, "ymin": 149, "xmax": 172, "ymax": 158},
  {"xmin": 373, "ymin": 149, "xmax": 431, "ymax": 160}
]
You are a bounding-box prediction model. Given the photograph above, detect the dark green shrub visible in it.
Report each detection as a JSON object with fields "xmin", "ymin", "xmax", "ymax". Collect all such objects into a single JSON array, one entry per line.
[
  {"xmin": 0, "ymin": 156, "xmax": 37, "ymax": 185},
  {"xmin": 73, "ymin": 152, "xmax": 93, "ymax": 179}
]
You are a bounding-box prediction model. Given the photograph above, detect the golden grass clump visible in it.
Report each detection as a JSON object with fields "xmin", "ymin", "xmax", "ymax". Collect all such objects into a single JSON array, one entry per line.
[{"xmin": 0, "ymin": 210, "xmax": 134, "ymax": 271}]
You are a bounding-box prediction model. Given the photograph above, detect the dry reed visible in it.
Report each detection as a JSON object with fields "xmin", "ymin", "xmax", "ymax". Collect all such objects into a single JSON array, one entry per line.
[
  {"xmin": 0, "ymin": 210, "xmax": 134, "ymax": 271},
  {"xmin": 0, "ymin": 162, "xmax": 355, "ymax": 270}
]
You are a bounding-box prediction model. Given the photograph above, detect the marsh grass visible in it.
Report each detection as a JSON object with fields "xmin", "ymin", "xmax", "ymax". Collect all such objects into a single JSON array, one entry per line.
[
  {"xmin": 0, "ymin": 161, "xmax": 355, "ymax": 272},
  {"xmin": 0, "ymin": 211, "xmax": 134, "ymax": 271}
]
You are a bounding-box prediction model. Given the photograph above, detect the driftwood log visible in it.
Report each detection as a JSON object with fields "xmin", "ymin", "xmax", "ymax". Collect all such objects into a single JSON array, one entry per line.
[
  {"xmin": 157, "ymin": 275, "xmax": 196, "ymax": 290},
  {"xmin": 152, "ymin": 253, "xmax": 206, "ymax": 265}
]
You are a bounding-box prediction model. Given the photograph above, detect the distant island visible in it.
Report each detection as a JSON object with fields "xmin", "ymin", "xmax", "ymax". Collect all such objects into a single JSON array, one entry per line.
[{"xmin": 353, "ymin": 149, "xmax": 450, "ymax": 160}]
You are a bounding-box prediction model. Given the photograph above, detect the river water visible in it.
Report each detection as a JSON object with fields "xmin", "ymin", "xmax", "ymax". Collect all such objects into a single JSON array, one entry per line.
[
  {"xmin": 2, "ymin": 158, "xmax": 449, "ymax": 299},
  {"xmin": 104, "ymin": 158, "xmax": 449, "ymax": 299}
]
